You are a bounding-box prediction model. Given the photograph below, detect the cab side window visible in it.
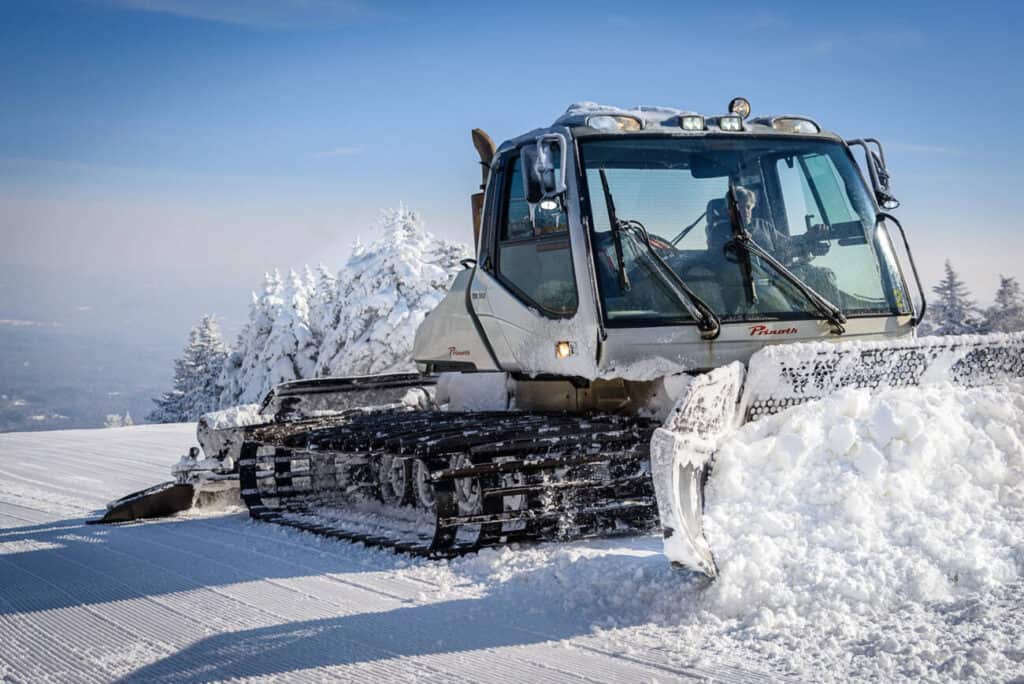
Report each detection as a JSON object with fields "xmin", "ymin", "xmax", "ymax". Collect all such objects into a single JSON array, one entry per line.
[{"xmin": 496, "ymin": 153, "xmax": 578, "ymax": 315}]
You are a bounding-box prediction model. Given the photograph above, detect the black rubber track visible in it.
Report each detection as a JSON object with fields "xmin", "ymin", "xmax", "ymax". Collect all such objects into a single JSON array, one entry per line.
[{"xmin": 238, "ymin": 410, "xmax": 658, "ymax": 557}]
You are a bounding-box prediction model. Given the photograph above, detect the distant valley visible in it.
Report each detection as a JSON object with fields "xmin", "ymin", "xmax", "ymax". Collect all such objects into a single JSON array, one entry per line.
[{"xmin": 0, "ymin": 325, "xmax": 175, "ymax": 432}]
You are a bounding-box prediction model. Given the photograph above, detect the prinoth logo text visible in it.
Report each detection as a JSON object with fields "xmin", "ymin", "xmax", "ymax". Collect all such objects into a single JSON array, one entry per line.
[
  {"xmin": 447, "ymin": 346, "xmax": 471, "ymax": 358},
  {"xmin": 749, "ymin": 324, "xmax": 799, "ymax": 336}
]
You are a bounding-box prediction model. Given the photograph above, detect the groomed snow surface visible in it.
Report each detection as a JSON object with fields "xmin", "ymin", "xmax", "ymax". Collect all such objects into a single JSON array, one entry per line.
[{"xmin": 1, "ymin": 382, "xmax": 1023, "ymax": 682}]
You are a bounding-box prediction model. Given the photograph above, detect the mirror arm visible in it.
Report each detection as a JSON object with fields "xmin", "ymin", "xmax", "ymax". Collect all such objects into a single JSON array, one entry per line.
[
  {"xmin": 847, "ymin": 138, "xmax": 880, "ymax": 189},
  {"xmin": 879, "ymin": 212, "xmax": 926, "ymax": 327},
  {"xmin": 848, "ymin": 138, "xmax": 898, "ymax": 208}
]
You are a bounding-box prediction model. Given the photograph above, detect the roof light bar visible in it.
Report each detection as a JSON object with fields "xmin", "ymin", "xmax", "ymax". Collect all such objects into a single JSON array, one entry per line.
[{"xmin": 587, "ymin": 115, "xmax": 642, "ymax": 132}]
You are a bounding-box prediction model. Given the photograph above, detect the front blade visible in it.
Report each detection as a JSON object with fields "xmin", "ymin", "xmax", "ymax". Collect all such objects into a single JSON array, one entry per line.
[
  {"xmin": 89, "ymin": 481, "xmax": 195, "ymax": 524},
  {"xmin": 650, "ymin": 363, "xmax": 745, "ymax": 575},
  {"xmin": 652, "ymin": 332, "xmax": 1024, "ymax": 576}
]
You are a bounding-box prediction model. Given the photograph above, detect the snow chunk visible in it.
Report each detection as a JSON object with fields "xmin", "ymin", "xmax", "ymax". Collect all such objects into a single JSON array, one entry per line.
[
  {"xmin": 704, "ymin": 381, "xmax": 1024, "ymax": 628},
  {"xmin": 198, "ymin": 403, "xmax": 265, "ymax": 431}
]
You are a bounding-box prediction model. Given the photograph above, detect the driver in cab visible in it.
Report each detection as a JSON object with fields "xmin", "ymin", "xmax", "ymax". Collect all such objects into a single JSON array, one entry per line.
[
  {"xmin": 733, "ymin": 186, "xmax": 795, "ymax": 261},
  {"xmin": 728, "ymin": 185, "xmax": 841, "ymax": 304}
]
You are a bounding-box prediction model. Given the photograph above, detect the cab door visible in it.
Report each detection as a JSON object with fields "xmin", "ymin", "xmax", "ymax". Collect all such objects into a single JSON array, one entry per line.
[{"xmin": 471, "ymin": 143, "xmax": 595, "ymax": 377}]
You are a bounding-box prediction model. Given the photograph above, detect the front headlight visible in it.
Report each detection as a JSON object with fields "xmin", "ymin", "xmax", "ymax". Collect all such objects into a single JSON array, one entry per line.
[
  {"xmin": 718, "ymin": 115, "xmax": 743, "ymax": 131},
  {"xmin": 587, "ymin": 115, "xmax": 642, "ymax": 132},
  {"xmin": 679, "ymin": 115, "xmax": 705, "ymax": 131},
  {"xmin": 771, "ymin": 117, "xmax": 820, "ymax": 134}
]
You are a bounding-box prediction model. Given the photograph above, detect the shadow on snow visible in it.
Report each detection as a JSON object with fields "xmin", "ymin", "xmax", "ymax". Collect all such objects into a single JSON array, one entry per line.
[{"xmin": 0, "ymin": 513, "xmax": 705, "ymax": 682}]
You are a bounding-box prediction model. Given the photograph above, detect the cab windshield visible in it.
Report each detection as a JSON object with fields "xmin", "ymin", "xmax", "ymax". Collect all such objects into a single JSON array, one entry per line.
[{"xmin": 579, "ymin": 137, "xmax": 910, "ymax": 325}]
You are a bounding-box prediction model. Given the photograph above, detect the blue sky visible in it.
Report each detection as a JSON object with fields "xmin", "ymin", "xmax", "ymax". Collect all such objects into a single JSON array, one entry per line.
[{"xmin": 1, "ymin": 0, "xmax": 1022, "ymax": 348}]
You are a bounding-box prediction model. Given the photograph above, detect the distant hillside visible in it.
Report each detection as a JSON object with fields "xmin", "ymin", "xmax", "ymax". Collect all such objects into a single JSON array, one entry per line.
[{"xmin": 0, "ymin": 325, "xmax": 173, "ymax": 432}]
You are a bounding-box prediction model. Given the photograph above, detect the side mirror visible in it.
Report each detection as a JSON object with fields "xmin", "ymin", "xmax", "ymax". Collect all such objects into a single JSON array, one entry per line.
[
  {"xmin": 868, "ymin": 149, "xmax": 897, "ymax": 208},
  {"xmin": 847, "ymin": 138, "xmax": 898, "ymax": 209},
  {"xmin": 521, "ymin": 134, "xmax": 567, "ymax": 205}
]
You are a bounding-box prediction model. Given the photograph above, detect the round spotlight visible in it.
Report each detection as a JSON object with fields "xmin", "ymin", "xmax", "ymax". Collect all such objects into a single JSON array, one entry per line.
[{"xmin": 728, "ymin": 97, "xmax": 751, "ymax": 120}]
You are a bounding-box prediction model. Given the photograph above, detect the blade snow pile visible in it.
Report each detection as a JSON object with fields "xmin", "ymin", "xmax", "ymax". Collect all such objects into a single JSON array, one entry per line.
[{"xmin": 653, "ymin": 332, "xmax": 1024, "ymax": 574}]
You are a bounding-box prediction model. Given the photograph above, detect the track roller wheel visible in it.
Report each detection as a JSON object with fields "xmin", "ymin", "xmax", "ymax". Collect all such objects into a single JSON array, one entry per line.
[
  {"xmin": 378, "ymin": 454, "xmax": 412, "ymax": 505},
  {"xmin": 413, "ymin": 459, "xmax": 436, "ymax": 509},
  {"xmin": 450, "ymin": 453, "xmax": 482, "ymax": 515}
]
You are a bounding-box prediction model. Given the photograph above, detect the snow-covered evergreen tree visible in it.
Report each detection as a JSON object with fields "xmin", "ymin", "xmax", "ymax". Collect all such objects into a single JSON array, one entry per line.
[
  {"xmin": 103, "ymin": 410, "xmax": 134, "ymax": 428},
  {"xmin": 317, "ymin": 206, "xmax": 470, "ymax": 376},
  {"xmin": 148, "ymin": 315, "xmax": 228, "ymax": 422},
  {"xmin": 196, "ymin": 206, "xmax": 467, "ymax": 410},
  {"xmin": 308, "ymin": 264, "xmax": 337, "ymax": 348},
  {"xmin": 219, "ymin": 271, "xmax": 283, "ymax": 406},
  {"xmin": 256, "ymin": 269, "xmax": 318, "ymax": 390},
  {"xmin": 982, "ymin": 275, "xmax": 1024, "ymax": 333},
  {"xmin": 921, "ymin": 261, "xmax": 982, "ymax": 336}
]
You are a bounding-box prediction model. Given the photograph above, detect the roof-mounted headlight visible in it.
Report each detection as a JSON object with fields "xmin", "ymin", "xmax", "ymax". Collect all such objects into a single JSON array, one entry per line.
[
  {"xmin": 718, "ymin": 115, "xmax": 743, "ymax": 132},
  {"xmin": 587, "ymin": 115, "xmax": 642, "ymax": 132},
  {"xmin": 679, "ymin": 115, "xmax": 705, "ymax": 131},
  {"xmin": 728, "ymin": 97, "xmax": 751, "ymax": 120},
  {"xmin": 771, "ymin": 117, "xmax": 821, "ymax": 134}
]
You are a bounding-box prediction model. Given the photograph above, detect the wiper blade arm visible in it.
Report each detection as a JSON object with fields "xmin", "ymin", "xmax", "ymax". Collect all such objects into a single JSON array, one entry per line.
[
  {"xmin": 598, "ymin": 169, "xmax": 631, "ymax": 293},
  {"xmin": 729, "ymin": 232, "xmax": 847, "ymax": 334},
  {"xmin": 598, "ymin": 168, "xmax": 720, "ymax": 339},
  {"xmin": 724, "ymin": 186, "xmax": 845, "ymax": 334},
  {"xmin": 621, "ymin": 221, "xmax": 722, "ymax": 340},
  {"xmin": 726, "ymin": 187, "xmax": 758, "ymax": 305}
]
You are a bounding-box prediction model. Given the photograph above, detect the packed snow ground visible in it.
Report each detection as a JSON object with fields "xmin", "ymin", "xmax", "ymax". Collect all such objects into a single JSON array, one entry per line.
[
  {"xmin": 0, "ymin": 425, "xmax": 779, "ymax": 683},
  {"xmin": 1, "ymin": 382, "xmax": 1023, "ymax": 682}
]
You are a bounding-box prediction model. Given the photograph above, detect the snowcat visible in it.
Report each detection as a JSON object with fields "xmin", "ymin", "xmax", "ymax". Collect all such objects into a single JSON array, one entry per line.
[{"xmin": 96, "ymin": 99, "xmax": 1024, "ymax": 576}]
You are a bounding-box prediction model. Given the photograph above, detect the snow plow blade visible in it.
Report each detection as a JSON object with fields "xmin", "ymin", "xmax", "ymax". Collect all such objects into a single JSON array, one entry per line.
[
  {"xmin": 652, "ymin": 332, "xmax": 1024, "ymax": 577},
  {"xmin": 89, "ymin": 481, "xmax": 196, "ymax": 524}
]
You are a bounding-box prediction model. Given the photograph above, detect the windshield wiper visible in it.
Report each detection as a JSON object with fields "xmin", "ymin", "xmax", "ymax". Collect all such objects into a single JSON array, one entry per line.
[
  {"xmin": 598, "ymin": 169, "xmax": 721, "ymax": 340},
  {"xmin": 725, "ymin": 188, "xmax": 847, "ymax": 334},
  {"xmin": 598, "ymin": 169, "xmax": 631, "ymax": 293}
]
